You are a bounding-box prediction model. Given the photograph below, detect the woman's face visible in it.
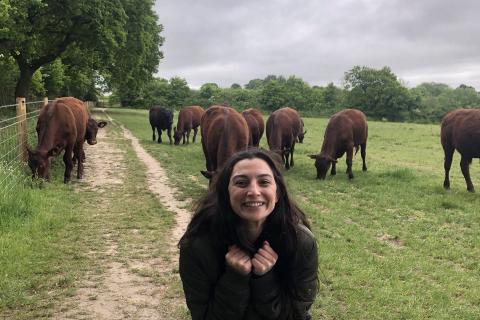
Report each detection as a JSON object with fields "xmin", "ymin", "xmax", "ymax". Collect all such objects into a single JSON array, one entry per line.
[{"xmin": 228, "ymin": 158, "xmax": 278, "ymax": 226}]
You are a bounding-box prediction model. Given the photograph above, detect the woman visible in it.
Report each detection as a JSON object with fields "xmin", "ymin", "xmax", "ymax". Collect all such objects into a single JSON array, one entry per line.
[{"xmin": 179, "ymin": 148, "xmax": 318, "ymax": 320}]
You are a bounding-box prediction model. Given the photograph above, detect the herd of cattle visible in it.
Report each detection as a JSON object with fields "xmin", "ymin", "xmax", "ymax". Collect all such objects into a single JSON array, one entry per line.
[
  {"xmin": 26, "ymin": 97, "xmax": 480, "ymax": 192},
  {"xmin": 149, "ymin": 104, "xmax": 367, "ymax": 181}
]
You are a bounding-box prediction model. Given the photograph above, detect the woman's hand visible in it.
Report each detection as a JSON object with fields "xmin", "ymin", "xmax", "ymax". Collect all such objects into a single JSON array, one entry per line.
[
  {"xmin": 225, "ymin": 245, "xmax": 252, "ymax": 276},
  {"xmin": 252, "ymin": 241, "xmax": 278, "ymax": 276}
]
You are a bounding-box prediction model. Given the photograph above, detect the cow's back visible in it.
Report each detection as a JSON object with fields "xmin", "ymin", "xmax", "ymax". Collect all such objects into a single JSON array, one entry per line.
[
  {"xmin": 178, "ymin": 105, "xmax": 204, "ymax": 131},
  {"xmin": 189, "ymin": 106, "xmax": 205, "ymax": 128},
  {"xmin": 36, "ymin": 97, "xmax": 88, "ymax": 150},
  {"xmin": 326, "ymin": 109, "xmax": 367, "ymax": 146},
  {"xmin": 266, "ymin": 107, "xmax": 300, "ymax": 150},
  {"xmin": 201, "ymin": 106, "xmax": 249, "ymax": 171},
  {"xmin": 441, "ymin": 109, "xmax": 480, "ymax": 157},
  {"xmin": 242, "ymin": 108, "xmax": 264, "ymax": 146}
]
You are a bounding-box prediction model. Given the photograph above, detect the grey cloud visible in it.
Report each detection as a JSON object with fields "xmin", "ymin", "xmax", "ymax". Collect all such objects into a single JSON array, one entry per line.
[{"xmin": 155, "ymin": 0, "xmax": 480, "ymax": 89}]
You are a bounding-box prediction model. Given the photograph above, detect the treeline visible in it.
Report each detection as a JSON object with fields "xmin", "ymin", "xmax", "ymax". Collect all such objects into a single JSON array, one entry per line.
[
  {"xmin": 109, "ymin": 66, "xmax": 480, "ymax": 123},
  {"xmin": 1, "ymin": 1, "xmax": 479, "ymax": 123}
]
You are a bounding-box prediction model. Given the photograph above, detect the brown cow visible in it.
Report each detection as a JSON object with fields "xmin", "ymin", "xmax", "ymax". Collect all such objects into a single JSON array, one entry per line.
[
  {"xmin": 266, "ymin": 107, "xmax": 303, "ymax": 169},
  {"xmin": 173, "ymin": 105, "xmax": 205, "ymax": 145},
  {"xmin": 200, "ymin": 105, "xmax": 249, "ymax": 180},
  {"xmin": 27, "ymin": 97, "xmax": 98, "ymax": 183},
  {"xmin": 309, "ymin": 108, "xmax": 367, "ymax": 180},
  {"xmin": 242, "ymin": 108, "xmax": 264, "ymax": 147},
  {"xmin": 441, "ymin": 108, "xmax": 480, "ymax": 192}
]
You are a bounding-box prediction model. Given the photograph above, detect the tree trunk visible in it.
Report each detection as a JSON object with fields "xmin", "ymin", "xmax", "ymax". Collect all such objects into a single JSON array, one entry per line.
[{"xmin": 14, "ymin": 59, "xmax": 35, "ymax": 98}]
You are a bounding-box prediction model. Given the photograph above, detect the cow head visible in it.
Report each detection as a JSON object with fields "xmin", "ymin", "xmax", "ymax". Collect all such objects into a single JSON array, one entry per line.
[
  {"xmin": 297, "ymin": 130, "xmax": 307, "ymax": 143},
  {"xmin": 173, "ymin": 127, "xmax": 182, "ymax": 145},
  {"xmin": 27, "ymin": 146, "xmax": 61, "ymax": 180},
  {"xmin": 309, "ymin": 154, "xmax": 336, "ymax": 180},
  {"xmin": 86, "ymin": 118, "xmax": 107, "ymax": 145}
]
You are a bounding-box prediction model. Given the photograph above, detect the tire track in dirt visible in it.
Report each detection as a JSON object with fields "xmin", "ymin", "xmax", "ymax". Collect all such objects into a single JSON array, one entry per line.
[{"xmin": 53, "ymin": 111, "xmax": 189, "ymax": 319}]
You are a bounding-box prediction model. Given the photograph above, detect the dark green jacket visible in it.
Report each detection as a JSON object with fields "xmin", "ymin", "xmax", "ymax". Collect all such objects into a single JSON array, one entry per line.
[{"xmin": 179, "ymin": 224, "xmax": 318, "ymax": 319}]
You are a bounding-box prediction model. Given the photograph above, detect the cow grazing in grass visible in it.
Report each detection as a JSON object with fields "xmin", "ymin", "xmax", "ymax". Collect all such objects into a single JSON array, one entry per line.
[
  {"xmin": 200, "ymin": 105, "xmax": 249, "ymax": 180},
  {"xmin": 309, "ymin": 108, "xmax": 368, "ymax": 180},
  {"xmin": 27, "ymin": 97, "xmax": 95, "ymax": 183},
  {"xmin": 441, "ymin": 108, "xmax": 480, "ymax": 192},
  {"xmin": 149, "ymin": 106, "xmax": 173, "ymax": 144},
  {"xmin": 266, "ymin": 107, "xmax": 303, "ymax": 169},
  {"xmin": 173, "ymin": 105, "xmax": 205, "ymax": 145},
  {"xmin": 242, "ymin": 108, "xmax": 264, "ymax": 147}
]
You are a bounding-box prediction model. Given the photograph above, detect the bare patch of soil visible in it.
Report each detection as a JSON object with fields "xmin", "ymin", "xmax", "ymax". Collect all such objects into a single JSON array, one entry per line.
[
  {"xmin": 53, "ymin": 112, "xmax": 189, "ymax": 319},
  {"xmin": 376, "ymin": 233, "xmax": 404, "ymax": 249}
]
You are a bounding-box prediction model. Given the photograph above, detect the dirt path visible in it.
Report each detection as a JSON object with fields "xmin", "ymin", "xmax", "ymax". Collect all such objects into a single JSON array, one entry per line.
[{"xmin": 53, "ymin": 111, "xmax": 190, "ymax": 319}]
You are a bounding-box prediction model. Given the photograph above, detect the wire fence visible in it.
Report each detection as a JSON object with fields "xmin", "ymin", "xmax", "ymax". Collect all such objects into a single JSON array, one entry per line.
[{"xmin": 0, "ymin": 99, "xmax": 46, "ymax": 199}]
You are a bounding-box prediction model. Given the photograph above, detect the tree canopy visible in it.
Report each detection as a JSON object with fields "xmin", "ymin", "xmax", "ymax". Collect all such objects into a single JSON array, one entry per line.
[{"xmin": 0, "ymin": 0, "xmax": 162, "ymax": 103}]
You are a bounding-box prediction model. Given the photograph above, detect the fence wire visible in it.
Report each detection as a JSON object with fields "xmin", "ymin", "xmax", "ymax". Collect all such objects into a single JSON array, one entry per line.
[{"xmin": 0, "ymin": 100, "xmax": 45, "ymax": 199}]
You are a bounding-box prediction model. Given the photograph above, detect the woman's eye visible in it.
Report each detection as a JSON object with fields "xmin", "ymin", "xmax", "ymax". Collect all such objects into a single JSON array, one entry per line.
[
  {"xmin": 259, "ymin": 179, "xmax": 271, "ymax": 186},
  {"xmin": 234, "ymin": 180, "xmax": 248, "ymax": 187}
]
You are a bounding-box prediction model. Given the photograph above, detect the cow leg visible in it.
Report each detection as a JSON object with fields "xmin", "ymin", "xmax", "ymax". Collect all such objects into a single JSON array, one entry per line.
[
  {"xmin": 73, "ymin": 144, "xmax": 84, "ymax": 179},
  {"xmin": 290, "ymin": 144, "xmax": 295, "ymax": 167},
  {"xmin": 192, "ymin": 128, "xmax": 198, "ymax": 143},
  {"xmin": 63, "ymin": 146, "xmax": 74, "ymax": 183},
  {"xmin": 152, "ymin": 126, "xmax": 156, "ymax": 141},
  {"xmin": 284, "ymin": 149, "xmax": 290, "ymax": 170},
  {"xmin": 331, "ymin": 162, "xmax": 336, "ymax": 176},
  {"xmin": 167, "ymin": 127, "xmax": 173, "ymax": 145},
  {"xmin": 460, "ymin": 156, "xmax": 474, "ymax": 192},
  {"xmin": 346, "ymin": 146, "xmax": 354, "ymax": 179},
  {"xmin": 361, "ymin": 143, "xmax": 367, "ymax": 171},
  {"xmin": 443, "ymin": 147, "xmax": 454, "ymax": 190},
  {"xmin": 186, "ymin": 129, "xmax": 191, "ymax": 144},
  {"xmin": 157, "ymin": 128, "xmax": 162, "ymax": 143}
]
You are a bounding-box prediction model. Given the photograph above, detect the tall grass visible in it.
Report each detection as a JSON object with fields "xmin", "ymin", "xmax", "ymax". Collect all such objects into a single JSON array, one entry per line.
[
  {"xmin": 0, "ymin": 162, "xmax": 90, "ymax": 316},
  {"xmin": 109, "ymin": 108, "xmax": 480, "ymax": 320}
]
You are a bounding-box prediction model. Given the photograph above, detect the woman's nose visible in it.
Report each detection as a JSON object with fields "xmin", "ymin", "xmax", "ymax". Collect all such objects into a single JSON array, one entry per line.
[{"xmin": 246, "ymin": 182, "xmax": 260, "ymax": 195}]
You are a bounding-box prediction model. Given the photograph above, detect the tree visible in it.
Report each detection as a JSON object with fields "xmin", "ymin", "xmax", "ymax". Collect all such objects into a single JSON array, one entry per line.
[
  {"xmin": 167, "ymin": 77, "xmax": 190, "ymax": 109},
  {"xmin": 230, "ymin": 83, "xmax": 241, "ymax": 89},
  {"xmin": 344, "ymin": 66, "xmax": 417, "ymax": 121},
  {"xmin": 0, "ymin": 0, "xmax": 162, "ymax": 102},
  {"xmin": 200, "ymin": 83, "xmax": 221, "ymax": 100},
  {"xmin": 0, "ymin": 1, "xmax": 127, "ymax": 98},
  {"xmin": 245, "ymin": 79, "xmax": 263, "ymax": 90},
  {"xmin": 259, "ymin": 80, "xmax": 287, "ymax": 111},
  {"xmin": 107, "ymin": 0, "xmax": 164, "ymax": 107}
]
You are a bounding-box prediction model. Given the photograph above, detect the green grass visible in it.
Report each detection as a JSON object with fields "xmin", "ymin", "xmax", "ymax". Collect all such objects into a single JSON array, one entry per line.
[
  {"xmin": 108, "ymin": 108, "xmax": 480, "ymax": 320},
  {"xmin": 0, "ymin": 112, "xmax": 176, "ymax": 318},
  {"xmin": 2, "ymin": 107, "xmax": 479, "ymax": 319}
]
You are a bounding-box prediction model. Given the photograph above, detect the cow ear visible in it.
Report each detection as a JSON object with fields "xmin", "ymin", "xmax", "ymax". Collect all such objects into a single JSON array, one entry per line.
[
  {"xmin": 97, "ymin": 121, "xmax": 107, "ymax": 128},
  {"xmin": 308, "ymin": 154, "xmax": 318, "ymax": 160},
  {"xmin": 201, "ymin": 170, "xmax": 213, "ymax": 179}
]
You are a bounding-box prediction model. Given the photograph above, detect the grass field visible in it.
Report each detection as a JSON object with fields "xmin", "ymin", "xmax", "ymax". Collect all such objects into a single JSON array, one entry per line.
[
  {"xmin": 109, "ymin": 108, "xmax": 480, "ymax": 320},
  {"xmin": 1, "ymin": 107, "xmax": 479, "ymax": 319}
]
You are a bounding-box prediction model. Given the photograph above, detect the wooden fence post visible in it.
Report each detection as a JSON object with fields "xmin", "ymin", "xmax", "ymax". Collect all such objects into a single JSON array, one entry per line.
[
  {"xmin": 16, "ymin": 97, "xmax": 27, "ymax": 163},
  {"xmin": 43, "ymin": 97, "xmax": 49, "ymax": 106}
]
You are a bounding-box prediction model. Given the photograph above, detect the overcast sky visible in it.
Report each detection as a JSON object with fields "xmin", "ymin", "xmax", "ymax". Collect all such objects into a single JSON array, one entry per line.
[{"xmin": 154, "ymin": 0, "xmax": 480, "ymax": 90}]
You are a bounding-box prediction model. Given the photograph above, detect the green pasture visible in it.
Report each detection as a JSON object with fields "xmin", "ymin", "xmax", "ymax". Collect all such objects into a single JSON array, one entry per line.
[
  {"xmin": 1, "ymin": 106, "xmax": 479, "ymax": 319},
  {"xmin": 108, "ymin": 108, "xmax": 480, "ymax": 320}
]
